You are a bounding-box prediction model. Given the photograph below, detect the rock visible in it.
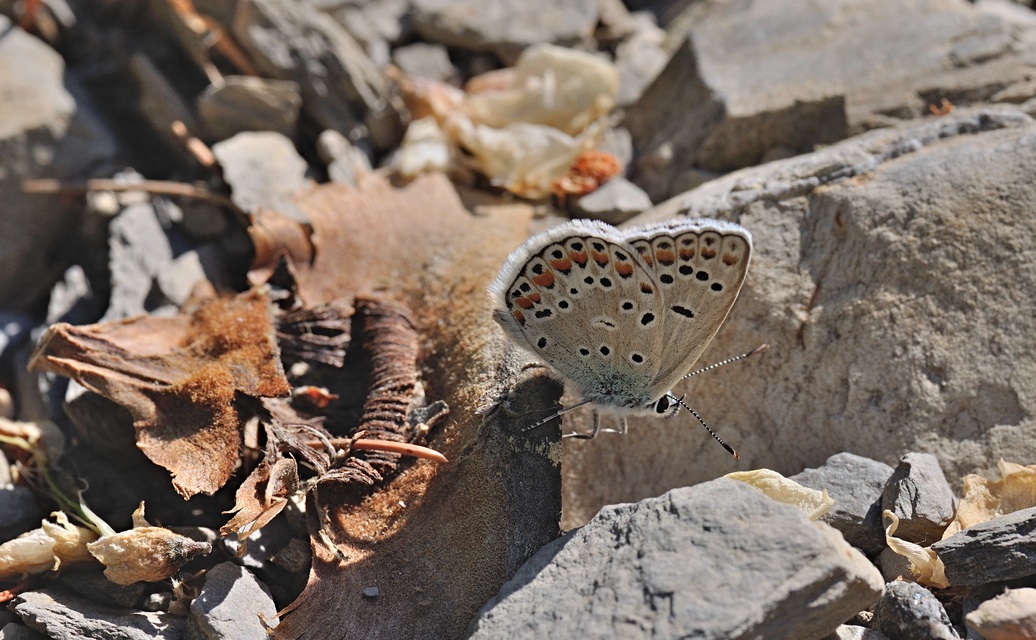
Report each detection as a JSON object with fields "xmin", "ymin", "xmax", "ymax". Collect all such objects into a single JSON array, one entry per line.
[
  {"xmin": 11, "ymin": 587, "xmax": 185, "ymax": 640},
  {"xmin": 316, "ymin": 129, "xmax": 373, "ymax": 187},
  {"xmin": 932, "ymin": 506, "xmax": 1036, "ymax": 585},
  {"xmin": 392, "ymin": 42, "xmax": 457, "ymax": 82},
  {"xmin": 598, "ymin": 126, "xmax": 634, "ymax": 173},
  {"xmin": 104, "ymin": 202, "xmax": 198, "ymax": 320},
  {"xmin": 58, "ymin": 570, "xmax": 147, "ymax": 609},
  {"xmin": 627, "ymin": 0, "xmax": 1036, "ymax": 201},
  {"xmin": 826, "ymin": 625, "xmax": 891, "ymax": 640},
  {"xmin": 212, "ymin": 131, "xmax": 312, "ymax": 222},
  {"xmin": 561, "ymin": 108, "xmax": 1036, "ymax": 528},
  {"xmin": 220, "ymin": 513, "xmax": 308, "ymax": 606},
  {"xmin": 233, "ymin": 0, "xmax": 405, "ymax": 151},
  {"xmin": 881, "ymin": 453, "xmax": 956, "ymax": 545},
  {"xmin": 877, "ymin": 547, "xmax": 916, "ymax": 583},
  {"xmin": 572, "ymin": 177, "xmax": 652, "ymax": 225},
  {"xmin": 613, "ymin": 13, "xmax": 669, "ymax": 107},
  {"xmin": 185, "ymin": 562, "xmax": 279, "ymax": 639},
  {"xmin": 329, "ymin": 0, "xmax": 410, "ymax": 66},
  {"xmin": 411, "ymin": 0, "xmax": 599, "ymax": 64},
  {"xmin": 0, "ymin": 622, "xmax": 48, "ymax": 640},
  {"xmin": 469, "ymin": 479, "xmax": 883, "ymax": 639},
  {"xmin": 196, "ymin": 76, "xmax": 302, "ymax": 140},
  {"xmin": 965, "ymin": 587, "xmax": 1036, "ymax": 640},
  {"xmin": 0, "ymin": 482, "xmax": 41, "ymax": 543},
  {"xmin": 872, "ymin": 580, "xmax": 961, "ymax": 640},
  {"xmin": 797, "ymin": 454, "xmax": 895, "ymax": 557},
  {"xmin": 0, "ymin": 16, "xmax": 114, "ymax": 312}
]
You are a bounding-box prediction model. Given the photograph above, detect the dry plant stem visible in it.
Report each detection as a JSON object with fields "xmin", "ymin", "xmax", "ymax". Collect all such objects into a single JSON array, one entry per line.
[
  {"xmin": 21, "ymin": 178, "xmax": 243, "ymax": 216},
  {"xmin": 171, "ymin": 120, "xmax": 219, "ymax": 171},
  {"xmin": 303, "ymin": 437, "xmax": 448, "ymax": 463}
]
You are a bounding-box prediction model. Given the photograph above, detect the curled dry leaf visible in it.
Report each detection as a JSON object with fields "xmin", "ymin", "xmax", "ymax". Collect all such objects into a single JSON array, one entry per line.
[
  {"xmin": 0, "ymin": 512, "xmax": 98, "ymax": 580},
  {"xmin": 947, "ymin": 460, "xmax": 1036, "ymax": 536},
  {"xmin": 28, "ymin": 289, "xmax": 291, "ymax": 497},
  {"xmin": 222, "ymin": 456, "xmax": 299, "ymax": 543},
  {"xmin": 884, "ymin": 459, "xmax": 1036, "ymax": 588},
  {"xmin": 726, "ymin": 469, "xmax": 834, "ymax": 520},
  {"xmin": 87, "ymin": 503, "xmax": 212, "ymax": 585},
  {"xmin": 883, "ymin": 510, "xmax": 949, "ymax": 588}
]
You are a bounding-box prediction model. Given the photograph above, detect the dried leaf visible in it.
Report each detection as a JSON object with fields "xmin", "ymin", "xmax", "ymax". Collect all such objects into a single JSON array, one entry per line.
[
  {"xmin": 87, "ymin": 503, "xmax": 212, "ymax": 585},
  {"xmin": 29, "ymin": 290, "xmax": 291, "ymax": 497},
  {"xmin": 946, "ymin": 460, "xmax": 1036, "ymax": 537},
  {"xmin": 884, "ymin": 510, "xmax": 949, "ymax": 588},
  {"xmin": 222, "ymin": 456, "xmax": 299, "ymax": 542},
  {"xmin": 726, "ymin": 469, "xmax": 834, "ymax": 520}
]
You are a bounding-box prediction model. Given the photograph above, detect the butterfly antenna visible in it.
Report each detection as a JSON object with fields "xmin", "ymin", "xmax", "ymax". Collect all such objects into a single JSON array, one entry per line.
[
  {"xmin": 680, "ymin": 343, "xmax": 769, "ymax": 381},
  {"xmin": 671, "ymin": 394, "xmax": 739, "ymax": 460},
  {"xmin": 522, "ymin": 398, "xmax": 593, "ymax": 433}
]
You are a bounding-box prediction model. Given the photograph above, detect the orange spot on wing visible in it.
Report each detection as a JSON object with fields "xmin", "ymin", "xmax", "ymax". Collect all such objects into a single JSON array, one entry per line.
[
  {"xmin": 679, "ymin": 248, "xmax": 695, "ymax": 260},
  {"xmin": 640, "ymin": 283, "xmax": 654, "ymax": 294},
  {"xmin": 655, "ymin": 249, "xmax": 676, "ymax": 265},
  {"xmin": 591, "ymin": 250, "xmax": 609, "ymax": 266},
  {"xmin": 531, "ymin": 271, "xmax": 555, "ymax": 288},
  {"xmin": 615, "ymin": 263, "xmax": 634, "ymax": 277},
  {"xmin": 529, "ymin": 292, "xmax": 541, "ymax": 303},
  {"xmin": 512, "ymin": 310, "xmax": 526, "ymax": 325},
  {"xmin": 516, "ymin": 297, "xmax": 534, "ymax": 309},
  {"xmin": 702, "ymin": 249, "xmax": 717, "ymax": 259},
  {"xmin": 722, "ymin": 253, "xmax": 740, "ymax": 265},
  {"xmin": 550, "ymin": 257, "xmax": 572, "ymax": 272},
  {"xmin": 569, "ymin": 250, "xmax": 588, "ymax": 266}
]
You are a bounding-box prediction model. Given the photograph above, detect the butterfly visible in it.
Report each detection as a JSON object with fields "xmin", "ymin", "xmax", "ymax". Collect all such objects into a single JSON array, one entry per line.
[{"xmin": 489, "ymin": 217, "xmax": 759, "ymax": 456}]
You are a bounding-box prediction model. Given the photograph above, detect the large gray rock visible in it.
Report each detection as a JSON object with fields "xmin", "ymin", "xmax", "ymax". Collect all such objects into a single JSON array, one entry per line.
[
  {"xmin": 872, "ymin": 580, "xmax": 961, "ymax": 640},
  {"xmin": 627, "ymin": 0, "xmax": 1036, "ymax": 200},
  {"xmin": 412, "ymin": 0, "xmax": 598, "ymax": 64},
  {"xmin": 11, "ymin": 588, "xmax": 185, "ymax": 640},
  {"xmin": 469, "ymin": 479, "xmax": 883, "ymax": 640},
  {"xmin": 0, "ymin": 16, "xmax": 114, "ymax": 312},
  {"xmin": 212, "ymin": 131, "xmax": 312, "ymax": 222},
  {"xmin": 881, "ymin": 452, "xmax": 956, "ymax": 545},
  {"xmin": 792, "ymin": 452, "xmax": 894, "ymax": 556},
  {"xmin": 185, "ymin": 562, "xmax": 279, "ymax": 639},
  {"xmin": 561, "ymin": 108, "xmax": 1036, "ymax": 528},
  {"xmin": 932, "ymin": 506, "xmax": 1036, "ymax": 585},
  {"xmin": 233, "ymin": 0, "xmax": 405, "ymax": 151}
]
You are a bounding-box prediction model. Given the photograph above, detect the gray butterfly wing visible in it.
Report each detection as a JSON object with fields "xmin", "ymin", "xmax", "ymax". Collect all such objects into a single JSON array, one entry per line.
[
  {"xmin": 623, "ymin": 219, "xmax": 752, "ymax": 395},
  {"xmin": 490, "ymin": 220, "xmax": 666, "ymax": 410}
]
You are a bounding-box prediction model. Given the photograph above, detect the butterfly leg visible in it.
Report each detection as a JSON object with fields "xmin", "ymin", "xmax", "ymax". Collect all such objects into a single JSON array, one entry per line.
[{"xmin": 562, "ymin": 411, "xmax": 602, "ymax": 439}]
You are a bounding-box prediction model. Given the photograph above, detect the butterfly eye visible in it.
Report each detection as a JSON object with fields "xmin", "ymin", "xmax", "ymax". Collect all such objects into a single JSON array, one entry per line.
[{"xmin": 653, "ymin": 396, "xmax": 671, "ymax": 414}]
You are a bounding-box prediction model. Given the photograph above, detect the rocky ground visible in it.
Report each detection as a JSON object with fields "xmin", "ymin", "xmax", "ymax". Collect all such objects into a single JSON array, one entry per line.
[{"xmin": 2, "ymin": 0, "xmax": 1036, "ymax": 639}]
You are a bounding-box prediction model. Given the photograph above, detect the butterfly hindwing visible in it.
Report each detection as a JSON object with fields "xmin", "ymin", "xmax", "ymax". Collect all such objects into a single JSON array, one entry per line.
[{"xmin": 490, "ymin": 218, "xmax": 751, "ymax": 412}]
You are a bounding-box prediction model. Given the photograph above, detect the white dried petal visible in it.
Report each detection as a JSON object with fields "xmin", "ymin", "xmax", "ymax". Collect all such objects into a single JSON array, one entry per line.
[
  {"xmin": 726, "ymin": 468, "xmax": 834, "ymax": 520},
  {"xmin": 88, "ymin": 527, "xmax": 211, "ymax": 585}
]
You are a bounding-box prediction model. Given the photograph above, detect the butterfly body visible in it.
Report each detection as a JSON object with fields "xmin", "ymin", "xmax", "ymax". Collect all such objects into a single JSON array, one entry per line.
[{"xmin": 490, "ymin": 218, "xmax": 752, "ymax": 419}]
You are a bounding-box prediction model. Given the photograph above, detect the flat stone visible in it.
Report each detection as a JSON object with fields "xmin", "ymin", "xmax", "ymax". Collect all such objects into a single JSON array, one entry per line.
[
  {"xmin": 392, "ymin": 42, "xmax": 457, "ymax": 82},
  {"xmin": 932, "ymin": 506, "xmax": 1036, "ymax": 585},
  {"xmin": 825, "ymin": 625, "xmax": 891, "ymax": 640},
  {"xmin": 470, "ymin": 479, "xmax": 883, "ymax": 639},
  {"xmin": 882, "ymin": 452, "xmax": 956, "ymax": 545},
  {"xmin": 212, "ymin": 131, "xmax": 311, "ymax": 222},
  {"xmin": 562, "ymin": 108, "xmax": 1036, "ymax": 527},
  {"xmin": 626, "ymin": 0, "xmax": 1036, "ymax": 200},
  {"xmin": 11, "ymin": 588, "xmax": 185, "ymax": 640},
  {"xmin": 872, "ymin": 581, "xmax": 960, "ymax": 640},
  {"xmin": 0, "ymin": 622, "xmax": 48, "ymax": 640},
  {"xmin": 965, "ymin": 587, "xmax": 1036, "ymax": 640},
  {"xmin": 233, "ymin": 0, "xmax": 405, "ymax": 151},
  {"xmin": 185, "ymin": 562, "xmax": 279, "ymax": 640},
  {"xmin": 196, "ymin": 76, "xmax": 302, "ymax": 140},
  {"xmin": 794, "ymin": 453, "xmax": 894, "ymax": 556},
  {"xmin": 573, "ymin": 177, "xmax": 652, "ymax": 225},
  {"xmin": 411, "ymin": 0, "xmax": 598, "ymax": 64}
]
